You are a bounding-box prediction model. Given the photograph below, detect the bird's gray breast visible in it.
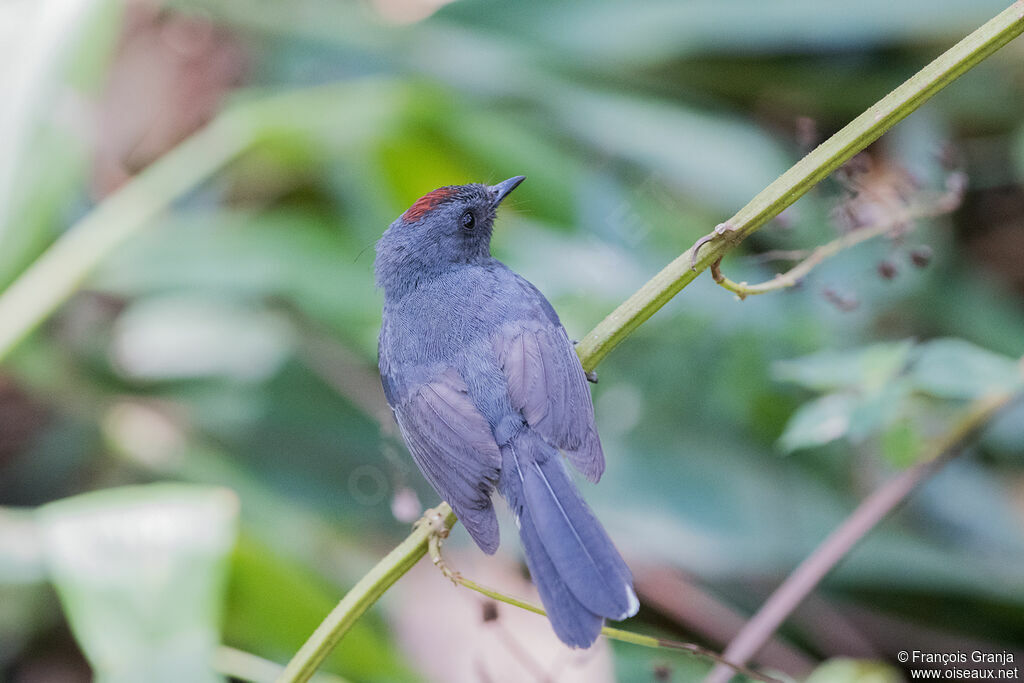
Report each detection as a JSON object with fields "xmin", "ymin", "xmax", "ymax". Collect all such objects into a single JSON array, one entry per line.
[
  {"xmin": 380, "ymin": 265, "xmax": 523, "ymax": 420},
  {"xmin": 386, "ymin": 267, "xmax": 510, "ymax": 354}
]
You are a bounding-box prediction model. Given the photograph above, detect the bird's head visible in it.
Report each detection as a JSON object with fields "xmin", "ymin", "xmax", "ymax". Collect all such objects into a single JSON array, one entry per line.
[{"xmin": 374, "ymin": 176, "xmax": 525, "ymax": 296}]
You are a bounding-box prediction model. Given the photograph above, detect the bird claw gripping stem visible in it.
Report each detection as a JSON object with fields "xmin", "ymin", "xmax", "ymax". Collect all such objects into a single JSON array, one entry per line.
[
  {"xmin": 690, "ymin": 221, "xmax": 739, "ymax": 271},
  {"xmin": 419, "ymin": 505, "xmax": 460, "ymax": 584}
]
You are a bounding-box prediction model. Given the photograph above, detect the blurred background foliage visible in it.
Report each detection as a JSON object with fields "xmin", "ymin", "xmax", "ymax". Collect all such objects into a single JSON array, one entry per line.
[{"xmin": 1, "ymin": 0, "xmax": 1023, "ymax": 681}]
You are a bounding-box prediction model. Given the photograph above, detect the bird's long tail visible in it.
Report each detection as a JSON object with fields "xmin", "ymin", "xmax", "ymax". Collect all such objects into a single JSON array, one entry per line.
[{"xmin": 499, "ymin": 429, "xmax": 638, "ymax": 648}]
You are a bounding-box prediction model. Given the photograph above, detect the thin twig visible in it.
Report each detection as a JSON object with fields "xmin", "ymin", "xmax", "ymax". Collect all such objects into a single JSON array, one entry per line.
[
  {"xmin": 703, "ymin": 391, "xmax": 1016, "ymax": 683},
  {"xmin": 426, "ymin": 525, "xmax": 784, "ymax": 683},
  {"xmin": 710, "ymin": 187, "xmax": 961, "ymax": 300},
  {"xmin": 750, "ymin": 250, "xmax": 812, "ymax": 264}
]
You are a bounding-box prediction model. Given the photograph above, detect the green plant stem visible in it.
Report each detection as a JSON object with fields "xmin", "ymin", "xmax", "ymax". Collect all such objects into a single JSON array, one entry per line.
[
  {"xmin": 703, "ymin": 390, "xmax": 1017, "ymax": 683},
  {"xmin": 0, "ymin": 115, "xmax": 247, "ymax": 360},
  {"xmin": 0, "ymin": 80, "xmax": 405, "ymax": 362},
  {"xmin": 274, "ymin": 505, "xmax": 456, "ymax": 683},
  {"xmin": 575, "ymin": 1, "xmax": 1024, "ymax": 372}
]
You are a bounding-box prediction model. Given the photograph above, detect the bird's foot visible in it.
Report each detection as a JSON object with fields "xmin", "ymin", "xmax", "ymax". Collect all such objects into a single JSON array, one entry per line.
[
  {"xmin": 419, "ymin": 505, "xmax": 450, "ymax": 538},
  {"xmin": 421, "ymin": 506, "xmax": 460, "ymax": 584}
]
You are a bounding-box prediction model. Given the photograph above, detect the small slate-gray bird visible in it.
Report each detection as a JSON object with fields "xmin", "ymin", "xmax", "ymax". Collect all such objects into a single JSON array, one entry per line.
[{"xmin": 375, "ymin": 176, "xmax": 638, "ymax": 647}]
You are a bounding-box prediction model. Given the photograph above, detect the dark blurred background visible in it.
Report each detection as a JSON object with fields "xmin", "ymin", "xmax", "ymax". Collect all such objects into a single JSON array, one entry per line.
[{"xmin": 1, "ymin": 1, "xmax": 1023, "ymax": 681}]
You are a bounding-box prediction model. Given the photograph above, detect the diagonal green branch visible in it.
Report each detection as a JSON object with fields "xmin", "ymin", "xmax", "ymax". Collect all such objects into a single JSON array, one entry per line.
[
  {"xmin": 275, "ymin": 505, "xmax": 456, "ymax": 683},
  {"xmin": 0, "ymin": 80, "xmax": 406, "ymax": 362},
  {"xmin": 575, "ymin": 0, "xmax": 1024, "ymax": 371}
]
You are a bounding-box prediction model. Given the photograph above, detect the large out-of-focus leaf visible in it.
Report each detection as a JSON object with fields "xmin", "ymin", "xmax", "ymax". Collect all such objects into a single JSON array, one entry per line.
[
  {"xmin": 38, "ymin": 484, "xmax": 239, "ymax": 683},
  {"xmin": 909, "ymin": 338, "xmax": 1023, "ymax": 399},
  {"xmin": 545, "ymin": 85, "xmax": 793, "ymax": 212},
  {"xmin": 109, "ymin": 295, "xmax": 294, "ymax": 382},
  {"xmin": 0, "ymin": 0, "xmax": 118, "ymax": 236},
  {"xmin": 776, "ymin": 338, "xmax": 1022, "ymax": 461},
  {"xmin": 778, "ymin": 393, "xmax": 858, "ymax": 453},
  {"xmin": 598, "ymin": 407, "xmax": 1024, "ymax": 610},
  {"xmin": 93, "ymin": 209, "xmax": 382, "ymax": 353},
  {"xmin": 439, "ymin": 0, "xmax": 1008, "ymax": 65},
  {"xmin": 909, "ymin": 457, "xmax": 1024, "ymax": 555},
  {"xmin": 847, "ymin": 379, "xmax": 912, "ymax": 442},
  {"xmin": 0, "ymin": 0, "xmax": 121, "ymax": 288},
  {"xmin": 773, "ymin": 341, "xmax": 914, "ymax": 393}
]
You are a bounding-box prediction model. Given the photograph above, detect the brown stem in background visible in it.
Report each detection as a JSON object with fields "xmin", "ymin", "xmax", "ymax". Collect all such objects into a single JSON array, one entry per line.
[
  {"xmin": 703, "ymin": 391, "xmax": 1015, "ymax": 683},
  {"xmin": 634, "ymin": 567, "xmax": 816, "ymax": 677}
]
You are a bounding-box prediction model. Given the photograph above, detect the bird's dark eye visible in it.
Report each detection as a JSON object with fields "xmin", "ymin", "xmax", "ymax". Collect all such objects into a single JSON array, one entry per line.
[{"xmin": 460, "ymin": 211, "xmax": 475, "ymax": 231}]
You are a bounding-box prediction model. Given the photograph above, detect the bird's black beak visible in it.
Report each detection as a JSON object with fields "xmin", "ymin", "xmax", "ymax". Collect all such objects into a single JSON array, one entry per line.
[{"xmin": 489, "ymin": 176, "xmax": 525, "ymax": 208}]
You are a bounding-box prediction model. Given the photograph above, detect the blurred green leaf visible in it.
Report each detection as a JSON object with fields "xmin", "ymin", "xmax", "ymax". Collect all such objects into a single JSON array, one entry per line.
[
  {"xmin": 547, "ymin": 85, "xmax": 793, "ymax": 212},
  {"xmin": 109, "ymin": 295, "xmax": 294, "ymax": 383},
  {"xmin": 773, "ymin": 341, "xmax": 914, "ymax": 393},
  {"xmin": 778, "ymin": 393, "xmax": 857, "ymax": 453},
  {"xmin": 93, "ymin": 208, "xmax": 381, "ymax": 352},
  {"xmin": 880, "ymin": 420, "xmax": 924, "ymax": 467},
  {"xmin": 982, "ymin": 400, "xmax": 1024, "ymax": 461},
  {"xmin": 0, "ymin": 0, "xmax": 121, "ymax": 286},
  {"xmin": 777, "ymin": 338, "xmax": 1022, "ymax": 459},
  {"xmin": 38, "ymin": 484, "xmax": 239, "ymax": 683},
  {"xmin": 847, "ymin": 379, "xmax": 913, "ymax": 442},
  {"xmin": 909, "ymin": 338, "xmax": 1023, "ymax": 399},
  {"xmin": 441, "ymin": 0, "xmax": 1009, "ymax": 65}
]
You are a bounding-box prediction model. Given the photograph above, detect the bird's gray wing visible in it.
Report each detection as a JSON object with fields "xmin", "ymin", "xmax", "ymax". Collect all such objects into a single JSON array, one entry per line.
[
  {"xmin": 493, "ymin": 321, "xmax": 605, "ymax": 482},
  {"xmin": 391, "ymin": 367, "xmax": 502, "ymax": 553}
]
